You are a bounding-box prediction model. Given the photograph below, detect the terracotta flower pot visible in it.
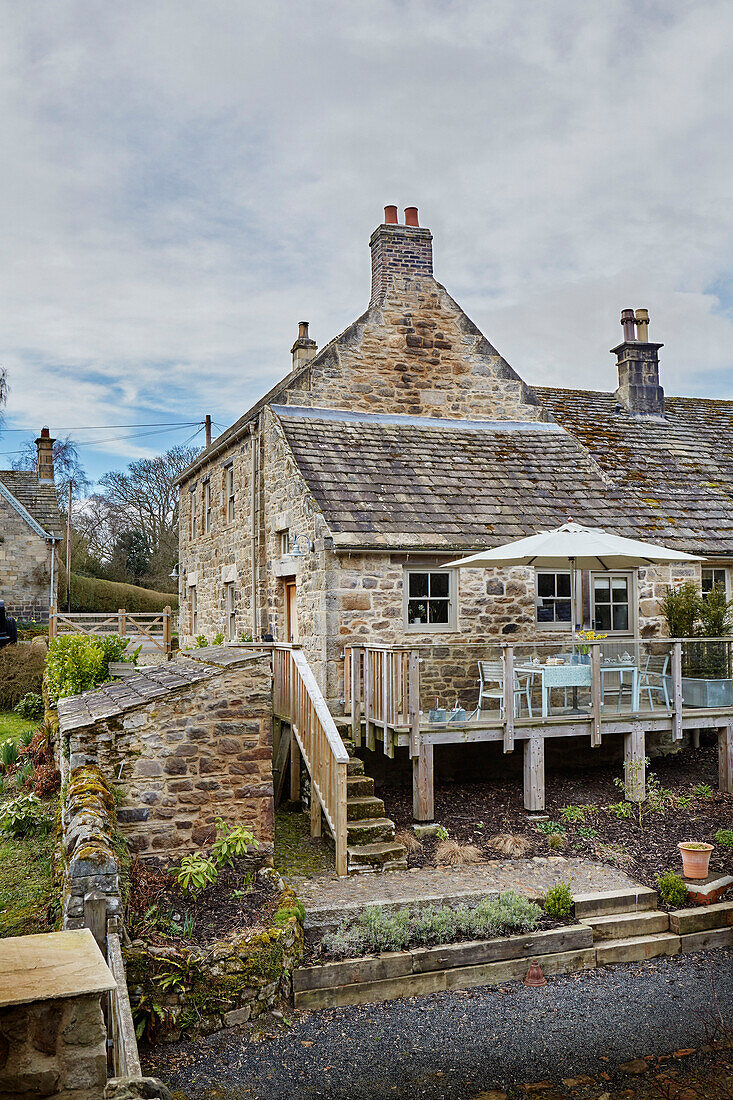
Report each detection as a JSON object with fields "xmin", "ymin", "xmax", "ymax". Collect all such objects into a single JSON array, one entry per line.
[{"xmin": 678, "ymin": 842, "xmax": 714, "ymax": 880}]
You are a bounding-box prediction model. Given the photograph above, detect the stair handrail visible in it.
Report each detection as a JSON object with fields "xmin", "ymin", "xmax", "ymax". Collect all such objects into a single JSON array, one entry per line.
[{"xmin": 274, "ymin": 645, "xmax": 349, "ymax": 876}]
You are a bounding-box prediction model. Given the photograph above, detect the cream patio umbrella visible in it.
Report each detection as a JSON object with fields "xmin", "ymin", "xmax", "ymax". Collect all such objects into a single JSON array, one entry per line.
[{"xmin": 445, "ymin": 520, "xmax": 702, "ymax": 647}]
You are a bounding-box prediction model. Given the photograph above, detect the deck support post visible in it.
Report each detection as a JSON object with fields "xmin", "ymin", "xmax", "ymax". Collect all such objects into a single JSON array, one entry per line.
[
  {"xmin": 310, "ymin": 789, "xmax": 322, "ymax": 837},
  {"xmin": 672, "ymin": 642, "xmax": 683, "ymax": 740},
  {"xmin": 523, "ymin": 736, "xmax": 545, "ymax": 812},
  {"xmin": 289, "ymin": 727, "xmax": 301, "ymax": 802},
  {"xmin": 413, "ymin": 741, "xmax": 434, "ymax": 821},
  {"xmin": 624, "ymin": 723, "xmax": 646, "ymax": 802},
  {"xmin": 350, "ymin": 646, "xmax": 362, "ymax": 746},
  {"xmin": 719, "ymin": 722, "xmax": 733, "ymax": 795}
]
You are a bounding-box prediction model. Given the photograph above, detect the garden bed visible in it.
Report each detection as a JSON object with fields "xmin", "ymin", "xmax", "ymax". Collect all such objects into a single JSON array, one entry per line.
[{"xmin": 383, "ymin": 742, "xmax": 733, "ymax": 893}]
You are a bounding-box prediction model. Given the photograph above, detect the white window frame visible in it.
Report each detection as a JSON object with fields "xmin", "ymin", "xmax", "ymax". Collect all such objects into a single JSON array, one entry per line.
[
  {"xmin": 591, "ymin": 570, "xmax": 635, "ymax": 636},
  {"xmin": 279, "ymin": 530, "xmax": 290, "ymax": 558},
  {"xmin": 204, "ymin": 480, "xmax": 212, "ymax": 534},
  {"xmin": 702, "ymin": 565, "xmax": 730, "ymax": 598},
  {"xmin": 226, "ymin": 582, "xmax": 236, "ymax": 642},
  {"xmin": 403, "ymin": 568, "xmax": 457, "ymax": 633},
  {"xmin": 190, "ymin": 585, "xmax": 198, "ymax": 635},
  {"xmin": 535, "ymin": 570, "xmax": 573, "ymax": 631},
  {"xmin": 226, "ymin": 465, "xmax": 235, "ymax": 524}
]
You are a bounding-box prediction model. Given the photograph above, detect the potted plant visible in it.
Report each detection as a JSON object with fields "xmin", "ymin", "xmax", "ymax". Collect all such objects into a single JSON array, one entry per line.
[
  {"xmin": 678, "ymin": 841, "xmax": 714, "ymax": 880},
  {"xmin": 575, "ymin": 629, "xmax": 607, "ymax": 664}
]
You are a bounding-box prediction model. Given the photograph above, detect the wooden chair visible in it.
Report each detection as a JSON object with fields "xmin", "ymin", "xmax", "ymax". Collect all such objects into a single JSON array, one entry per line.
[{"xmin": 476, "ymin": 661, "xmax": 533, "ymax": 718}]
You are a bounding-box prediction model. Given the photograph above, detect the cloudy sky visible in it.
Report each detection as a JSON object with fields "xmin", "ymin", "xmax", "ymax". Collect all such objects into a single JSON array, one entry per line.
[{"xmin": 1, "ymin": 0, "xmax": 732, "ymax": 483}]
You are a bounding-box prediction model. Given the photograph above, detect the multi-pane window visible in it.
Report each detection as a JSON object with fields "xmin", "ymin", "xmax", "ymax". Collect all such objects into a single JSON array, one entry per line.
[
  {"xmin": 226, "ymin": 466, "xmax": 235, "ymax": 524},
  {"xmin": 190, "ymin": 488, "xmax": 198, "ymax": 540},
  {"xmin": 190, "ymin": 586, "xmax": 198, "ymax": 635},
  {"xmin": 702, "ymin": 567, "xmax": 728, "ymax": 595},
  {"xmin": 536, "ymin": 571, "xmax": 572, "ymax": 625},
  {"xmin": 405, "ymin": 570, "xmax": 455, "ymax": 630},
  {"xmin": 593, "ymin": 573, "xmax": 631, "ymax": 633},
  {"xmin": 226, "ymin": 583, "xmax": 236, "ymax": 641},
  {"xmin": 204, "ymin": 481, "xmax": 211, "ymax": 534}
]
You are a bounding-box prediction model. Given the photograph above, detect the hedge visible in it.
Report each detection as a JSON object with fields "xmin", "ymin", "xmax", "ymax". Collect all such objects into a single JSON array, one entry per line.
[
  {"xmin": 59, "ymin": 573, "xmax": 178, "ymax": 613},
  {"xmin": 0, "ymin": 645, "xmax": 46, "ymax": 710}
]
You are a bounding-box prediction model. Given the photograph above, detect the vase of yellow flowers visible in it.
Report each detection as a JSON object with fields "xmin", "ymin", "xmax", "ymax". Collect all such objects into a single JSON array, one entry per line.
[{"xmin": 573, "ymin": 629, "xmax": 607, "ymax": 663}]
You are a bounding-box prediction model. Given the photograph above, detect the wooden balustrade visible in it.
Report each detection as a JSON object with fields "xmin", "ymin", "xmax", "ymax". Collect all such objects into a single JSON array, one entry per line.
[
  {"xmin": 273, "ymin": 645, "xmax": 349, "ymax": 876},
  {"xmin": 344, "ymin": 645, "xmax": 415, "ymax": 758},
  {"xmin": 48, "ymin": 606, "xmax": 174, "ymax": 655}
]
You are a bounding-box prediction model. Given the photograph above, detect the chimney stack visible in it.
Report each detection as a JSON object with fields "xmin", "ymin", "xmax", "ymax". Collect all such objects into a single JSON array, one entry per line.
[
  {"xmin": 35, "ymin": 426, "xmax": 55, "ymax": 483},
  {"xmin": 291, "ymin": 320, "xmax": 317, "ymax": 371},
  {"xmin": 612, "ymin": 308, "xmax": 664, "ymax": 418},
  {"xmin": 369, "ymin": 205, "xmax": 433, "ymax": 306}
]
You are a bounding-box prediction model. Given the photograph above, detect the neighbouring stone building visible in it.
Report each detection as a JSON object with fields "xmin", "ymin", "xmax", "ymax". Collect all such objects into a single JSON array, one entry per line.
[
  {"xmin": 0, "ymin": 428, "xmax": 61, "ymax": 621},
  {"xmin": 177, "ymin": 206, "xmax": 733, "ymax": 709}
]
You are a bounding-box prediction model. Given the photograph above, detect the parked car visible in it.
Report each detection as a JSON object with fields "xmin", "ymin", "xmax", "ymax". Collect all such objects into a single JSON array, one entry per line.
[{"xmin": 0, "ymin": 601, "xmax": 17, "ymax": 648}]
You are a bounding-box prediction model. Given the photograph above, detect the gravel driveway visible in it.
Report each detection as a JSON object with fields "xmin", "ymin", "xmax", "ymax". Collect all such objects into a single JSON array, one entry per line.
[{"xmin": 144, "ymin": 949, "xmax": 733, "ymax": 1099}]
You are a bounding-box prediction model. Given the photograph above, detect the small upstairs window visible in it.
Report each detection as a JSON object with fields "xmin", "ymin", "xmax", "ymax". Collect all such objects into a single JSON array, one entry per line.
[
  {"xmin": 190, "ymin": 488, "xmax": 198, "ymax": 540},
  {"xmin": 226, "ymin": 466, "xmax": 235, "ymax": 524},
  {"xmin": 204, "ymin": 481, "xmax": 212, "ymax": 534}
]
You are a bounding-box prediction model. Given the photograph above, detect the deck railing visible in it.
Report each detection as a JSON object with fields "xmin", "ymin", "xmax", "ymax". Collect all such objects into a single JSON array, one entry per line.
[
  {"xmin": 49, "ymin": 606, "xmax": 174, "ymax": 655},
  {"xmin": 345, "ymin": 645, "xmax": 420, "ymax": 758},
  {"xmin": 274, "ymin": 644, "xmax": 349, "ymax": 876}
]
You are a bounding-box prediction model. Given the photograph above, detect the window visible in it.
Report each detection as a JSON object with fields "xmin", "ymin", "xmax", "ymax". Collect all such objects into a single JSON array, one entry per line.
[
  {"xmin": 279, "ymin": 530, "xmax": 290, "ymax": 557},
  {"xmin": 190, "ymin": 586, "xmax": 198, "ymax": 635},
  {"xmin": 226, "ymin": 466, "xmax": 235, "ymax": 524},
  {"xmin": 190, "ymin": 488, "xmax": 198, "ymax": 540},
  {"xmin": 204, "ymin": 481, "xmax": 211, "ymax": 534},
  {"xmin": 702, "ymin": 567, "xmax": 728, "ymax": 595},
  {"xmin": 536, "ymin": 571, "xmax": 572, "ymax": 626},
  {"xmin": 404, "ymin": 570, "xmax": 456, "ymax": 631},
  {"xmin": 592, "ymin": 573, "xmax": 632, "ymax": 633},
  {"xmin": 226, "ymin": 583, "xmax": 236, "ymax": 641}
]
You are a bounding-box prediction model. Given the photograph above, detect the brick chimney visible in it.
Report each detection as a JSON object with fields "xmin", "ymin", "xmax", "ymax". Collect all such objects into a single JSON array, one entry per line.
[
  {"xmin": 35, "ymin": 427, "xmax": 55, "ymax": 483},
  {"xmin": 291, "ymin": 320, "xmax": 317, "ymax": 371},
  {"xmin": 369, "ymin": 206, "xmax": 433, "ymax": 306},
  {"xmin": 612, "ymin": 308, "xmax": 665, "ymax": 418}
]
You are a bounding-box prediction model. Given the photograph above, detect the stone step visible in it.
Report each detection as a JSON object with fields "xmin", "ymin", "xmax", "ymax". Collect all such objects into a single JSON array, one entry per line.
[
  {"xmin": 347, "ymin": 840, "xmax": 409, "ymax": 874},
  {"xmin": 347, "ymin": 756, "xmax": 365, "ymax": 777},
  {"xmin": 594, "ymin": 931, "xmax": 680, "ymax": 965},
  {"xmin": 341, "ymin": 738, "xmax": 356, "ymax": 754},
  {"xmin": 573, "ymin": 887, "xmax": 658, "ymax": 919},
  {"xmin": 347, "ymin": 774, "xmax": 375, "ymax": 798},
  {"xmin": 582, "ymin": 910, "xmax": 669, "ymax": 941},
  {"xmin": 347, "ymin": 817, "xmax": 396, "ymax": 846},
  {"xmin": 347, "ymin": 795, "xmax": 386, "ymax": 821}
]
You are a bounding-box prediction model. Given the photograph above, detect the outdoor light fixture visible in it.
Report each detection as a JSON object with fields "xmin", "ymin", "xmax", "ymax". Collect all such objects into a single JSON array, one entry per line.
[
  {"xmin": 291, "ymin": 534, "xmax": 313, "ymax": 557},
  {"xmin": 169, "ymin": 563, "xmax": 180, "ymax": 580}
]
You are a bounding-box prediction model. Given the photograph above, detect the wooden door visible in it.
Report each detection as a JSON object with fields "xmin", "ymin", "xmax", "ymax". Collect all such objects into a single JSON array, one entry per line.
[{"xmin": 285, "ymin": 582, "xmax": 298, "ymax": 643}]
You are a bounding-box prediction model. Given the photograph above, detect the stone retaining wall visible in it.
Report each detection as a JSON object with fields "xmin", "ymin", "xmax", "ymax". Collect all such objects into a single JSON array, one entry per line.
[{"xmin": 61, "ymin": 764, "xmax": 123, "ymax": 931}]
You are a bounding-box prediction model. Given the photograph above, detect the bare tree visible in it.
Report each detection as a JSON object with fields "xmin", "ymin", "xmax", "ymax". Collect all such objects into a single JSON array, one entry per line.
[{"xmin": 0, "ymin": 367, "xmax": 7, "ymax": 435}]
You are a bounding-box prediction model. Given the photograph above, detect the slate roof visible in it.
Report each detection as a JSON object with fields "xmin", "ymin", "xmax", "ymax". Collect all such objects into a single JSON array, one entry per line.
[
  {"xmin": 0, "ymin": 470, "xmax": 61, "ymax": 536},
  {"xmin": 276, "ymin": 401, "xmax": 733, "ymax": 556},
  {"xmin": 537, "ymin": 388, "xmax": 733, "ymax": 557},
  {"xmin": 57, "ymin": 649, "xmax": 267, "ymax": 733}
]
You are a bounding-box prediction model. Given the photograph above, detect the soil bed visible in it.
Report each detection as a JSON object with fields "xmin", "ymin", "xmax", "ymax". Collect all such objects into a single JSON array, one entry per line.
[
  {"xmin": 127, "ymin": 857, "xmax": 279, "ymax": 948},
  {"xmin": 383, "ymin": 742, "xmax": 733, "ymax": 895}
]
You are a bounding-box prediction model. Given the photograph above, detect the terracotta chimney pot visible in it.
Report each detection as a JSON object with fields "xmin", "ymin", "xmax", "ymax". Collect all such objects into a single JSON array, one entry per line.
[
  {"xmin": 384, "ymin": 205, "xmax": 398, "ymax": 224},
  {"xmin": 404, "ymin": 207, "xmax": 419, "ymax": 227}
]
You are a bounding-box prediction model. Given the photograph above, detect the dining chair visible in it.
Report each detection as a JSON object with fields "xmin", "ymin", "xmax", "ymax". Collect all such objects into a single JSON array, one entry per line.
[{"xmin": 476, "ymin": 660, "xmax": 533, "ymax": 718}]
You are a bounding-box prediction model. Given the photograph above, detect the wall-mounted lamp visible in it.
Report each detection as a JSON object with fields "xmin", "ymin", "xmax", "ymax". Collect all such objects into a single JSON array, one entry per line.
[
  {"xmin": 169, "ymin": 563, "xmax": 180, "ymax": 580},
  {"xmin": 291, "ymin": 534, "xmax": 313, "ymax": 557}
]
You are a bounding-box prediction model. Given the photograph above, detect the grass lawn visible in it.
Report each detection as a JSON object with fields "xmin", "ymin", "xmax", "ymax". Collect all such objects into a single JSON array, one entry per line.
[
  {"xmin": 0, "ymin": 710, "xmax": 38, "ymax": 742},
  {"xmin": 0, "ymin": 827, "xmax": 56, "ymax": 938}
]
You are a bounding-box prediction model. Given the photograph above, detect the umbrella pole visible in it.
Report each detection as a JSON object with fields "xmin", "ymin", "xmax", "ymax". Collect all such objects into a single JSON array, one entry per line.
[{"xmin": 571, "ymin": 557, "xmax": 577, "ymax": 654}]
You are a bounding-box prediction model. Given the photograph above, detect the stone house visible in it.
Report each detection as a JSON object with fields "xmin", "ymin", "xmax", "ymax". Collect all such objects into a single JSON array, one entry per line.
[
  {"xmin": 177, "ymin": 207, "xmax": 733, "ymax": 710},
  {"xmin": 0, "ymin": 428, "xmax": 61, "ymax": 621}
]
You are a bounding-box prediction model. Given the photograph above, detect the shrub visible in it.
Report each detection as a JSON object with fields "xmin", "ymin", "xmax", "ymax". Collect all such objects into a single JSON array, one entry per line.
[
  {"xmin": 173, "ymin": 854, "xmax": 218, "ymax": 896},
  {"xmin": 0, "ymin": 645, "xmax": 45, "ymax": 709},
  {"xmin": 542, "ymin": 881, "xmax": 574, "ymax": 920},
  {"xmin": 211, "ymin": 819, "xmax": 258, "ymax": 866},
  {"xmin": 32, "ymin": 764, "xmax": 61, "ymax": 797},
  {"xmin": 0, "ymin": 792, "xmax": 50, "ymax": 837},
  {"xmin": 607, "ymin": 801, "xmax": 633, "ymax": 819},
  {"xmin": 212, "ymin": 632, "xmax": 224, "ymax": 646},
  {"xmin": 560, "ymin": 804, "xmax": 585, "ymax": 823},
  {"xmin": 486, "ymin": 833, "xmax": 532, "ymax": 858},
  {"xmin": 396, "ymin": 829, "xmax": 424, "ymax": 854},
  {"xmin": 714, "ymin": 829, "xmax": 733, "ymax": 848},
  {"xmin": 546, "ymin": 832, "xmax": 567, "ymax": 851},
  {"xmin": 14, "ymin": 693, "xmax": 44, "ymax": 720},
  {"xmin": 435, "ymin": 839, "xmax": 483, "ymax": 866},
  {"xmin": 194, "ymin": 635, "xmax": 208, "ymax": 648},
  {"xmin": 656, "ymin": 871, "xmax": 689, "ymax": 907},
  {"xmin": 0, "ymin": 739, "xmax": 19, "ymax": 772},
  {"xmin": 46, "ymin": 634, "xmax": 133, "ymax": 704},
  {"xmin": 661, "ymin": 582, "xmax": 701, "ymax": 638}
]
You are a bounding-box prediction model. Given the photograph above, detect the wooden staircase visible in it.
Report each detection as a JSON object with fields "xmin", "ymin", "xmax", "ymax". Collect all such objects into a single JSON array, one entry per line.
[{"xmin": 338, "ymin": 735, "xmax": 407, "ymax": 874}]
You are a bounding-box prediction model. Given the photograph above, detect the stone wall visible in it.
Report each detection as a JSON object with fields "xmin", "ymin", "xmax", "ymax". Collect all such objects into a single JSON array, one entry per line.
[
  {"xmin": 125, "ymin": 869, "xmax": 304, "ymax": 1041},
  {"xmin": 61, "ymin": 654, "xmax": 275, "ymax": 859},
  {"xmin": 0, "ymin": 993, "xmax": 107, "ymax": 1099},
  {"xmin": 0, "ymin": 495, "xmax": 56, "ymax": 620},
  {"xmin": 61, "ymin": 764, "xmax": 123, "ymax": 932}
]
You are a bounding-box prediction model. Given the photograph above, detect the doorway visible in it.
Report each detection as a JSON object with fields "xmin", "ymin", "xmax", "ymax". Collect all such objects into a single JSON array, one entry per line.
[{"xmin": 285, "ymin": 581, "xmax": 298, "ymax": 643}]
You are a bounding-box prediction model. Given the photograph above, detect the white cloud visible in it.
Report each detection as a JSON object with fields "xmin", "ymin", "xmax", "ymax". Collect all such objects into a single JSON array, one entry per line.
[{"xmin": 0, "ymin": 0, "xmax": 732, "ymax": 465}]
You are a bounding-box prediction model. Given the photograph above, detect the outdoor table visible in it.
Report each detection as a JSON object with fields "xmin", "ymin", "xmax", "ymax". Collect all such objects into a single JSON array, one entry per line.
[{"xmin": 514, "ymin": 661, "xmax": 639, "ymax": 718}]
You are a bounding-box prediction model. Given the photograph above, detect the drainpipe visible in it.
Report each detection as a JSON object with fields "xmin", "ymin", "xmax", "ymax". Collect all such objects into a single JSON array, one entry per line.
[
  {"xmin": 48, "ymin": 540, "xmax": 55, "ymax": 615},
  {"xmin": 250, "ymin": 418, "xmax": 260, "ymax": 638}
]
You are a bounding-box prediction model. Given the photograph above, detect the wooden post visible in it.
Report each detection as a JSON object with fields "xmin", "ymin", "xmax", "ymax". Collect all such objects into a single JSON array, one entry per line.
[
  {"xmin": 624, "ymin": 723, "xmax": 646, "ymax": 802},
  {"xmin": 502, "ymin": 643, "xmax": 514, "ymax": 753},
  {"xmin": 84, "ymin": 889, "xmax": 107, "ymax": 959},
  {"xmin": 412, "ymin": 741, "xmax": 434, "ymax": 821},
  {"xmin": 364, "ymin": 649, "xmax": 375, "ymax": 751},
  {"xmin": 590, "ymin": 643, "xmax": 602, "ymax": 746},
  {"xmin": 163, "ymin": 606, "xmax": 172, "ymax": 658},
  {"xmin": 66, "ymin": 480, "xmax": 73, "ymax": 613},
  {"xmin": 334, "ymin": 765, "xmax": 348, "ymax": 877},
  {"xmin": 672, "ymin": 641, "xmax": 683, "ymax": 740},
  {"xmin": 382, "ymin": 650, "xmax": 393, "ymax": 758},
  {"xmin": 118, "ymin": 608, "xmax": 126, "ymax": 639},
  {"xmin": 408, "ymin": 649, "xmax": 420, "ymax": 759},
  {"xmin": 719, "ymin": 722, "xmax": 733, "ymax": 795},
  {"xmin": 523, "ymin": 736, "xmax": 545, "ymax": 811},
  {"xmin": 310, "ymin": 789, "xmax": 322, "ymax": 837},
  {"xmin": 351, "ymin": 647, "xmax": 362, "ymax": 747},
  {"xmin": 289, "ymin": 727, "xmax": 300, "ymax": 802},
  {"xmin": 48, "ymin": 606, "xmax": 56, "ymax": 640}
]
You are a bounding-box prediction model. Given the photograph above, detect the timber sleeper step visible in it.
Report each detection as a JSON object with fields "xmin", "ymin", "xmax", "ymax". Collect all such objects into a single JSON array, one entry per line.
[
  {"xmin": 581, "ymin": 910, "xmax": 669, "ymax": 941},
  {"xmin": 573, "ymin": 887, "xmax": 658, "ymax": 919},
  {"xmin": 594, "ymin": 931, "xmax": 680, "ymax": 965}
]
